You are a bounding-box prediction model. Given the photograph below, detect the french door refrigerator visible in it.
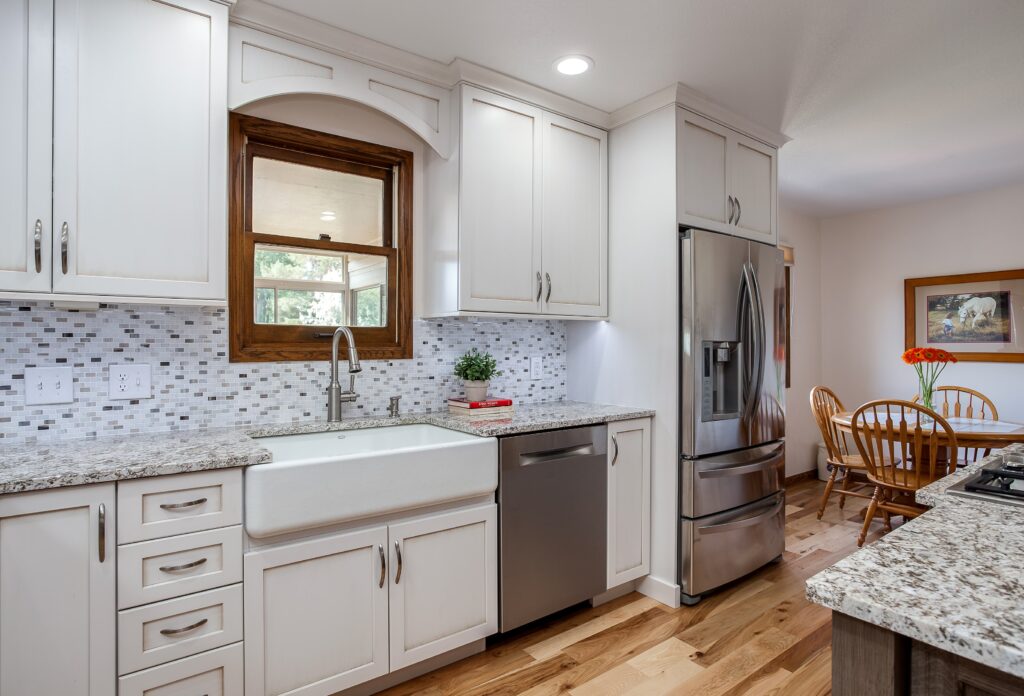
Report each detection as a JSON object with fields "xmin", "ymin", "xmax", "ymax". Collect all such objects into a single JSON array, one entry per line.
[{"xmin": 678, "ymin": 227, "xmax": 786, "ymax": 605}]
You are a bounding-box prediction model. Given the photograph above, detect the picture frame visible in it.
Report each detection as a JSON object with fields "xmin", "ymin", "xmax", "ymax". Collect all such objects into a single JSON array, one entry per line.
[{"xmin": 904, "ymin": 269, "xmax": 1024, "ymax": 363}]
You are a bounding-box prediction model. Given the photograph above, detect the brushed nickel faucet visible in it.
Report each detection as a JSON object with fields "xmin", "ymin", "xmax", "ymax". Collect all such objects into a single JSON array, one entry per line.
[{"xmin": 327, "ymin": 326, "xmax": 361, "ymax": 421}]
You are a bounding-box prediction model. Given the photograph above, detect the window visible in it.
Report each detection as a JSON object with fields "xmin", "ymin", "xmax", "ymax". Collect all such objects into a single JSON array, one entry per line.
[{"xmin": 228, "ymin": 114, "xmax": 412, "ymax": 361}]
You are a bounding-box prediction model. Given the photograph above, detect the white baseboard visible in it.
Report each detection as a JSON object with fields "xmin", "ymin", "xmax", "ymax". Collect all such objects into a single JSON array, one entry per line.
[
  {"xmin": 637, "ymin": 574, "xmax": 681, "ymax": 608},
  {"xmin": 590, "ymin": 579, "xmax": 639, "ymax": 607}
]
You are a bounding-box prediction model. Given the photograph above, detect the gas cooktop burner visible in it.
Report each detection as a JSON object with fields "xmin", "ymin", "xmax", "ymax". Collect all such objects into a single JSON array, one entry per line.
[{"xmin": 948, "ymin": 455, "xmax": 1024, "ymax": 508}]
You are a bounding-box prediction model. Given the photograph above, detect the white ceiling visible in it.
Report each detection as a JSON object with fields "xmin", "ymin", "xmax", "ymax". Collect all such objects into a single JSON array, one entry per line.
[{"xmin": 260, "ymin": 0, "xmax": 1024, "ymax": 217}]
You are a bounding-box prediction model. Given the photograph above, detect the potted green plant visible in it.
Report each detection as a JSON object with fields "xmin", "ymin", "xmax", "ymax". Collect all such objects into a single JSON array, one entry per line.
[{"xmin": 454, "ymin": 348, "xmax": 502, "ymax": 402}]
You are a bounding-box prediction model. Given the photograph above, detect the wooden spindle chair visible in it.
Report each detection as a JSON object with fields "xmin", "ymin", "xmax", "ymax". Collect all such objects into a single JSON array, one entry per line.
[
  {"xmin": 912, "ymin": 386, "xmax": 999, "ymax": 463},
  {"xmin": 851, "ymin": 400, "xmax": 959, "ymax": 547},
  {"xmin": 809, "ymin": 387, "xmax": 874, "ymax": 520}
]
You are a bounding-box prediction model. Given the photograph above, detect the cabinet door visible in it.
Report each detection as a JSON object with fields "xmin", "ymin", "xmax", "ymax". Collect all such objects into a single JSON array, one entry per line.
[
  {"xmin": 0, "ymin": 0, "xmax": 52, "ymax": 293},
  {"xmin": 541, "ymin": 112, "xmax": 608, "ymax": 317},
  {"xmin": 244, "ymin": 526, "xmax": 389, "ymax": 696},
  {"xmin": 731, "ymin": 133, "xmax": 777, "ymax": 244},
  {"xmin": 607, "ymin": 418, "xmax": 651, "ymax": 588},
  {"xmin": 677, "ymin": 109, "xmax": 732, "ymax": 234},
  {"xmin": 459, "ymin": 85, "xmax": 543, "ymax": 313},
  {"xmin": 52, "ymin": 0, "xmax": 227, "ymax": 300},
  {"xmin": 0, "ymin": 484, "xmax": 116, "ymax": 696},
  {"xmin": 388, "ymin": 504, "xmax": 497, "ymax": 671}
]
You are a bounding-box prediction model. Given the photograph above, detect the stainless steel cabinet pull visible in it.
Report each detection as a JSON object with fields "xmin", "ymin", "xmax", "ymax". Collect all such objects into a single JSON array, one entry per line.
[
  {"xmin": 159, "ymin": 497, "xmax": 208, "ymax": 511},
  {"xmin": 536, "ymin": 271, "xmax": 542, "ymax": 301},
  {"xmin": 377, "ymin": 544, "xmax": 386, "ymax": 588},
  {"xmin": 33, "ymin": 220, "xmax": 42, "ymax": 273},
  {"xmin": 60, "ymin": 222, "xmax": 69, "ymax": 274},
  {"xmin": 611, "ymin": 435, "xmax": 619, "ymax": 465},
  {"xmin": 98, "ymin": 503, "xmax": 106, "ymax": 563},
  {"xmin": 159, "ymin": 557, "xmax": 207, "ymax": 573},
  {"xmin": 727, "ymin": 196, "xmax": 735, "ymax": 224},
  {"xmin": 545, "ymin": 272, "xmax": 552, "ymax": 302},
  {"xmin": 394, "ymin": 541, "xmax": 403, "ymax": 584},
  {"xmin": 734, "ymin": 197, "xmax": 742, "ymax": 225},
  {"xmin": 159, "ymin": 618, "xmax": 208, "ymax": 636}
]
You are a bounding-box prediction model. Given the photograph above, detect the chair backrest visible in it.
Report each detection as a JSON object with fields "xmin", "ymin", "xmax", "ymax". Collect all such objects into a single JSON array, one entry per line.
[
  {"xmin": 851, "ymin": 400, "xmax": 959, "ymax": 491},
  {"xmin": 912, "ymin": 386, "xmax": 999, "ymax": 421},
  {"xmin": 809, "ymin": 386, "xmax": 852, "ymax": 463}
]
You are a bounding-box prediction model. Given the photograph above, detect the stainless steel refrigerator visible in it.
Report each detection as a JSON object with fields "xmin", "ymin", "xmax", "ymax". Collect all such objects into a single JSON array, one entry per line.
[{"xmin": 678, "ymin": 227, "xmax": 786, "ymax": 605}]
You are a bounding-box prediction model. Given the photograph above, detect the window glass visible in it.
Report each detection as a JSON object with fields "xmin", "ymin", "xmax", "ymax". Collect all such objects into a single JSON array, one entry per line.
[
  {"xmin": 251, "ymin": 157, "xmax": 385, "ymax": 246},
  {"xmin": 254, "ymin": 245, "xmax": 387, "ymax": 327}
]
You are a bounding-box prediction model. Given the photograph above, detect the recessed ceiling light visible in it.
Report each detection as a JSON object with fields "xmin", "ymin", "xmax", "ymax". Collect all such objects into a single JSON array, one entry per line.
[
  {"xmin": 554, "ymin": 55, "xmax": 593, "ymax": 76},
  {"xmin": 320, "ymin": 211, "xmax": 336, "ymax": 222}
]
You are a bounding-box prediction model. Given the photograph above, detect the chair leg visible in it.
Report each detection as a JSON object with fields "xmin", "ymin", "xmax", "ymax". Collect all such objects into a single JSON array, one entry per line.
[
  {"xmin": 838, "ymin": 469, "xmax": 853, "ymax": 509},
  {"xmin": 858, "ymin": 487, "xmax": 881, "ymax": 547},
  {"xmin": 816, "ymin": 465, "xmax": 839, "ymax": 520},
  {"xmin": 882, "ymin": 510, "xmax": 892, "ymax": 532}
]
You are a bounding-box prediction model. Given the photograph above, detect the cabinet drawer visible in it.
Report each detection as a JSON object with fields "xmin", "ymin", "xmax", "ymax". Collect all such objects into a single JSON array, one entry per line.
[
  {"xmin": 118, "ymin": 641, "xmax": 243, "ymax": 696},
  {"xmin": 118, "ymin": 526, "xmax": 242, "ymax": 609},
  {"xmin": 118, "ymin": 469, "xmax": 242, "ymax": 543},
  {"xmin": 118, "ymin": 584, "xmax": 242, "ymax": 675}
]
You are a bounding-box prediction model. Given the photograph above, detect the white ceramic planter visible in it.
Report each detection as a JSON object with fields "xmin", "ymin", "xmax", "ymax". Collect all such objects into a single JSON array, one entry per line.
[{"xmin": 463, "ymin": 380, "xmax": 490, "ymax": 402}]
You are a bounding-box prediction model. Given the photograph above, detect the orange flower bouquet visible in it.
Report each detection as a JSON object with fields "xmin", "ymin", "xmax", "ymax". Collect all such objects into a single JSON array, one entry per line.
[{"xmin": 901, "ymin": 347, "xmax": 957, "ymax": 411}]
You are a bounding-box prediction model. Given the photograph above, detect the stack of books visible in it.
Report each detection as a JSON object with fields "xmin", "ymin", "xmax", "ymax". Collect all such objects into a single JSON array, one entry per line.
[{"xmin": 447, "ymin": 397, "xmax": 514, "ymax": 420}]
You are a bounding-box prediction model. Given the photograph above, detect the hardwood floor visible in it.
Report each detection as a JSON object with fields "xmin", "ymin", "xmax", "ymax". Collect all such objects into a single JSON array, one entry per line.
[{"xmin": 379, "ymin": 479, "xmax": 894, "ymax": 696}]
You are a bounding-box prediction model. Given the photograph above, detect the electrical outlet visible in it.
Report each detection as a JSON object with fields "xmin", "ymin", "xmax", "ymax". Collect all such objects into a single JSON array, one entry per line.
[
  {"xmin": 109, "ymin": 364, "xmax": 152, "ymax": 400},
  {"xmin": 24, "ymin": 366, "xmax": 74, "ymax": 405},
  {"xmin": 530, "ymin": 356, "xmax": 544, "ymax": 380}
]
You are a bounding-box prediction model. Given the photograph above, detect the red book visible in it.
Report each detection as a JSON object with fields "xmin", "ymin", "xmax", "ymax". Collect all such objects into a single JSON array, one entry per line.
[{"xmin": 447, "ymin": 397, "xmax": 514, "ymax": 409}]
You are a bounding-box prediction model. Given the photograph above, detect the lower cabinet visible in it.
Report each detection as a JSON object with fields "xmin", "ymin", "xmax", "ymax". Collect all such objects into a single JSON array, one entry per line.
[
  {"xmin": 0, "ymin": 484, "xmax": 116, "ymax": 696},
  {"xmin": 244, "ymin": 503, "xmax": 498, "ymax": 695},
  {"xmin": 607, "ymin": 418, "xmax": 652, "ymax": 588}
]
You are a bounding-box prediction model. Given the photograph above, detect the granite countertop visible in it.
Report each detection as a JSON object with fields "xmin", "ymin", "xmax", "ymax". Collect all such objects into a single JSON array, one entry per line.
[
  {"xmin": 0, "ymin": 400, "xmax": 654, "ymax": 494},
  {"xmin": 916, "ymin": 443, "xmax": 1024, "ymax": 507},
  {"xmin": 807, "ymin": 443, "xmax": 1024, "ymax": 677}
]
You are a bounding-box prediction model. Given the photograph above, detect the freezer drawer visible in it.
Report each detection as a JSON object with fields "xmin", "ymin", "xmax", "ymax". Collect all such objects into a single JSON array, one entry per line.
[
  {"xmin": 679, "ymin": 491, "xmax": 785, "ymax": 600},
  {"xmin": 680, "ymin": 442, "xmax": 784, "ymax": 518}
]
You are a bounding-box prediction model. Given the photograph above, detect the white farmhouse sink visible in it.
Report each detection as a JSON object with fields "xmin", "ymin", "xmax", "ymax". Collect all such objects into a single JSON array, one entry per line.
[{"xmin": 245, "ymin": 425, "xmax": 498, "ymax": 538}]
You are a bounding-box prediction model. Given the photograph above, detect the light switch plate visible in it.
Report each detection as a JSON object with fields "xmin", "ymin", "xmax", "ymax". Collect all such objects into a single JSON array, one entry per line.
[
  {"xmin": 24, "ymin": 366, "xmax": 74, "ymax": 405},
  {"xmin": 530, "ymin": 356, "xmax": 544, "ymax": 380},
  {"xmin": 109, "ymin": 364, "xmax": 152, "ymax": 400}
]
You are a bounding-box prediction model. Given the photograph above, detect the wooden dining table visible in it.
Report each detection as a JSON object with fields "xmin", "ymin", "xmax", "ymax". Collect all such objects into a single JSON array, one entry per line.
[{"xmin": 831, "ymin": 412, "xmax": 1024, "ymax": 451}]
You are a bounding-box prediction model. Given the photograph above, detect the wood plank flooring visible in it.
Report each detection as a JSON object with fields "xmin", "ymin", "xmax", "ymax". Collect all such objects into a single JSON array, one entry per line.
[{"xmin": 379, "ymin": 480, "xmax": 892, "ymax": 696}]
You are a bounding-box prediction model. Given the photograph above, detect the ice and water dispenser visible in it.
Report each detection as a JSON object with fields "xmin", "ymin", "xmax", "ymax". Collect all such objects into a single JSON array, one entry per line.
[{"xmin": 701, "ymin": 340, "xmax": 740, "ymax": 421}]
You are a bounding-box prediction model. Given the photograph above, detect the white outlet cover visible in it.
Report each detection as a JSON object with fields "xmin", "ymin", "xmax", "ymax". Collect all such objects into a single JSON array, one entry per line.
[
  {"xmin": 530, "ymin": 356, "xmax": 544, "ymax": 380},
  {"xmin": 24, "ymin": 366, "xmax": 74, "ymax": 405},
  {"xmin": 109, "ymin": 364, "xmax": 152, "ymax": 400}
]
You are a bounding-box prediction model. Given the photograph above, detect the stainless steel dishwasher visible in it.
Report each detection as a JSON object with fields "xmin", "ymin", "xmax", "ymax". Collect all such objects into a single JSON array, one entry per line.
[{"xmin": 498, "ymin": 425, "xmax": 607, "ymax": 632}]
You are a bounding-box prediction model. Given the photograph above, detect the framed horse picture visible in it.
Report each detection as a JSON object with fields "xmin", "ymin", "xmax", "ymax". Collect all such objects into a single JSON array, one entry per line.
[{"xmin": 905, "ymin": 269, "xmax": 1024, "ymax": 362}]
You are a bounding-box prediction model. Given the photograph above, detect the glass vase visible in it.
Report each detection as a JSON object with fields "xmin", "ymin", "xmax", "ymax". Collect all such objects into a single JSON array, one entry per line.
[{"xmin": 920, "ymin": 380, "xmax": 935, "ymax": 411}]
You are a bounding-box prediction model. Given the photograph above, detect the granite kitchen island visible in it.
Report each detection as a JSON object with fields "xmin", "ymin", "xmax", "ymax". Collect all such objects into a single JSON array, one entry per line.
[{"xmin": 806, "ymin": 444, "xmax": 1024, "ymax": 696}]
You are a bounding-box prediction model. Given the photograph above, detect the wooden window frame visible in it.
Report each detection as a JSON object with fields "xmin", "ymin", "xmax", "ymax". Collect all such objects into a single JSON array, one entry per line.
[{"xmin": 228, "ymin": 114, "xmax": 413, "ymax": 362}]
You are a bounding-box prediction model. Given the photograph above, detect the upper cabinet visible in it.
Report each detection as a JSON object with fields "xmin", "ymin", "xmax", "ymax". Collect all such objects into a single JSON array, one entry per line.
[
  {"xmin": 677, "ymin": 108, "xmax": 778, "ymax": 245},
  {"xmin": 0, "ymin": 0, "xmax": 228, "ymax": 304},
  {"xmin": 427, "ymin": 84, "xmax": 608, "ymax": 319}
]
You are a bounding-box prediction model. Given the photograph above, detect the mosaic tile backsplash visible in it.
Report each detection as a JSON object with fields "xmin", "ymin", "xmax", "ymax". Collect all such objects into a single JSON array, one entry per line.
[{"xmin": 0, "ymin": 302, "xmax": 568, "ymax": 443}]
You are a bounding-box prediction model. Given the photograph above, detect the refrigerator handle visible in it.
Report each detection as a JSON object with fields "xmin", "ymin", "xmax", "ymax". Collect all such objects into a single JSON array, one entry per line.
[
  {"xmin": 740, "ymin": 262, "xmax": 762, "ymax": 423},
  {"xmin": 747, "ymin": 262, "xmax": 767, "ymax": 422}
]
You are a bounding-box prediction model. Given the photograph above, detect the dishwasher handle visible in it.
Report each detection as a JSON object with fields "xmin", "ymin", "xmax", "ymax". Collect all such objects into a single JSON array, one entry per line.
[{"xmin": 518, "ymin": 443, "xmax": 596, "ymax": 466}]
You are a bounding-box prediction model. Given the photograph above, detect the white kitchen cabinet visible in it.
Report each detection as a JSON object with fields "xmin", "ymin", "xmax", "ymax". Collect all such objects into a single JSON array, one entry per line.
[
  {"xmin": 51, "ymin": 0, "xmax": 227, "ymax": 301},
  {"xmin": 426, "ymin": 84, "xmax": 607, "ymax": 319},
  {"xmin": 677, "ymin": 108, "xmax": 777, "ymax": 244},
  {"xmin": 541, "ymin": 112, "xmax": 608, "ymax": 317},
  {"xmin": 607, "ymin": 418, "xmax": 652, "ymax": 588},
  {"xmin": 459, "ymin": 86, "xmax": 544, "ymax": 313},
  {"xmin": 0, "ymin": 484, "xmax": 116, "ymax": 696},
  {"xmin": 244, "ymin": 526, "xmax": 390, "ymax": 696},
  {"xmin": 0, "ymin": 0, "xmax": 52, "ymax": 293},
  {"xmin": 388, "ymin": 504, "xmax": 498, "ymax": 670}
]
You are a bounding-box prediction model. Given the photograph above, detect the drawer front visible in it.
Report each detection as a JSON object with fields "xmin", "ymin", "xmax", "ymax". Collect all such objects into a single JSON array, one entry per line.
[
  {"xmin": 680, "ymin": 491, "xmax": 785, "ymax": 597},
  {"xmin": 680, "ymin": 442, "xmax": 784, "ymax": 518},
  {"xmin": 118, "ymin": 641, "xmax": 243, "ymax": 696},
  {"xmin": 118, "ymin": 526, "xmax": 243, "ymax": 609},
  {"xmin": 118, "ymin": 469, "xmax": 242, "ymax": 543},
  {"xmin": 118, "ymin": 584, "xmax": 243, "ymax": 675}
]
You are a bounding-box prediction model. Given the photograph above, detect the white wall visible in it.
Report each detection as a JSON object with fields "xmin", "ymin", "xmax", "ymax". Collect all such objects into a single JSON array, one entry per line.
[
  {"xmin": 566, "ymin": 106, "xmax": 680, "ymax": 605},
  {"xmin": 820, "ymin": 182, "xmax": 1024, "ymax": 421},
  {"xmin": 779, "ymin": 204, "xmax": 823, "ymax": 476}
]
